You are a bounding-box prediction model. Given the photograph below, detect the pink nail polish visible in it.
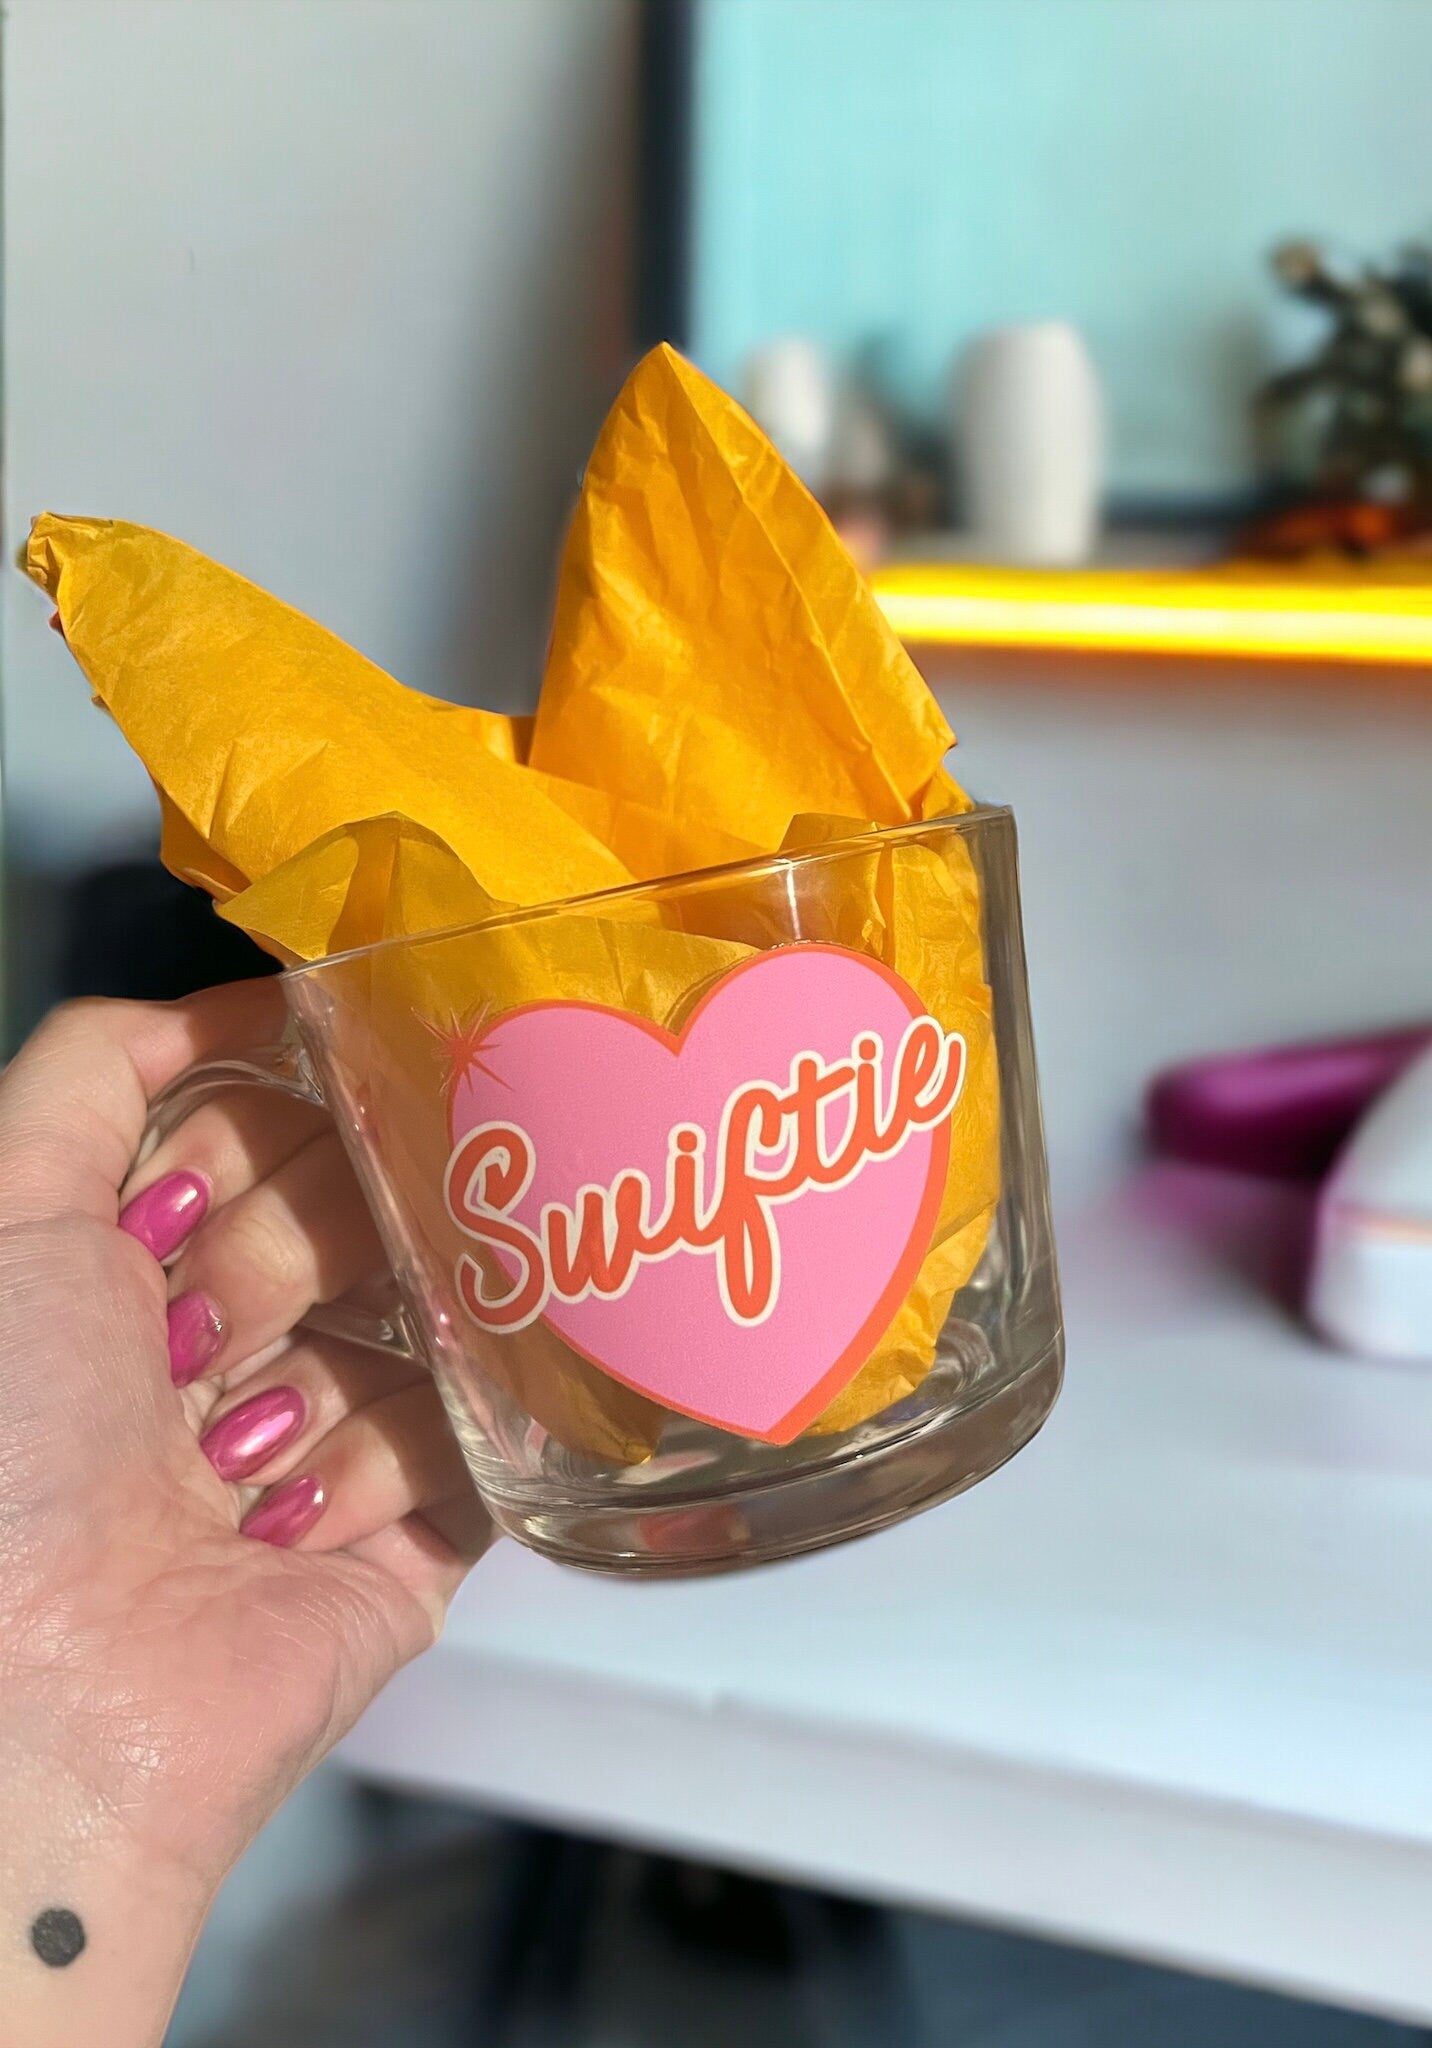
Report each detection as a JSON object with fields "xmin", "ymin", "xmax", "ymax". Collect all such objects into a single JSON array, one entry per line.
[
  {"xmin": 167, "ymin": 1292, "xmax": 224, "ymax": 1387},
  {"xmin": 119, "ymin": 1170, "xmax": 210, "ymax": 1261},
  {"xmin": 201, "ymin": 1386, "xmax": 305, "ymax": 1482},
  {"xmin": 241, "ymin": 1474, "xmax": 326, "ymax": 1548}
]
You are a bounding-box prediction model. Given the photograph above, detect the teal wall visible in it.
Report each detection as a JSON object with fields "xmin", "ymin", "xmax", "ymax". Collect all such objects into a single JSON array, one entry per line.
[{"xmin": 690, "ymin": 0, "xmax": 1432, "ymax": 500}]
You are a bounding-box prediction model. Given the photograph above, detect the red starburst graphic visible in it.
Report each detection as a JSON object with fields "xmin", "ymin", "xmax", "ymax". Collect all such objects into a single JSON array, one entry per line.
[{"xmin": 422, "ymin": 1006, "xmax": 509, "ymax": 1104}]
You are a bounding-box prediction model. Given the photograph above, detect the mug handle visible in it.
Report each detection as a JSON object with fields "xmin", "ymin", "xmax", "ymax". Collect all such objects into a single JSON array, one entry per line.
[{"xmin": 139, "ymin": 1039, "xmax": 419, "ymax": 1362}]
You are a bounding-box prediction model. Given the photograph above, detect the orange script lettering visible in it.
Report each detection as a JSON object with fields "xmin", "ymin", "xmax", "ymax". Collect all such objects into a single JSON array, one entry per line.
[{"xmin": 444, "ymin": 1016, "xmax": 965, "ymax": 1334}]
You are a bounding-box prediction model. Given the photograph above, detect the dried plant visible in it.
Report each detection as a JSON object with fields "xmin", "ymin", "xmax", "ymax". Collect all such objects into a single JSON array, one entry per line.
[{"xmin": 1259, "ymin": 238, "xmax": 1432, "ymax": 504}]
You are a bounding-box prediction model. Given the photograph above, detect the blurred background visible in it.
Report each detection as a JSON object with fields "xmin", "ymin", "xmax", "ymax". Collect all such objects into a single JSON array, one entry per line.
[{"xmin": 6, "ymin": 1, "xmax": 1432, "ymax": 2041}]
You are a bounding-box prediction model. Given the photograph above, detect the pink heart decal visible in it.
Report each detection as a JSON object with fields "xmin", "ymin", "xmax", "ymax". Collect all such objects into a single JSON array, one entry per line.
[{"xmin": 442, "ymin": 945, "xmax": 961, "ymax": 1444}]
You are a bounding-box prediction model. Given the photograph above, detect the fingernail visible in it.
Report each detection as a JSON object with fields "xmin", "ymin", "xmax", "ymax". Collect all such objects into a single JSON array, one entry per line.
[
  {"xmin": 119, "ymin": 1170, "xmax": 210, "ymax": 1261},
  {"xmin": 167, "ymin": 1292, "xmax": 224, "ymax": 1387},
  {"xmin": 241, "ymin": 1474, "xmax": 326, "ymax": 1548},
  {"xmin": 201, "ymin": 1386, "xmax": 305, "ymax": 1482}
]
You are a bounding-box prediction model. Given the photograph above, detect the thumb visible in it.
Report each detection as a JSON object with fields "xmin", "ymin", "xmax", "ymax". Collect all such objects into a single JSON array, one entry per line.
[{"xmin": 294, "ymin": 1515, "xmax": 483, "ymax": 1749}]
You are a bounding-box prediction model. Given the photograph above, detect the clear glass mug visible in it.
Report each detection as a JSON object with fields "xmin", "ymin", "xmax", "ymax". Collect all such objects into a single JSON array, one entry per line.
[{"xmin": 146, "ymin": 808, "xmax": 1062, "ymax": 1574}]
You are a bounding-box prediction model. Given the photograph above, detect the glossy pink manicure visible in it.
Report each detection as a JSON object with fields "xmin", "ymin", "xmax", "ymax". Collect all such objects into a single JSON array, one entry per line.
[
  {"xmin": 201, "ymin": 1386, "xmax": 305, "ymax": 1482},
  {"xmin": 119, "ymin": 1170, "xmax": 210, "ymax": 1260},
  {"xmin": 167, "ymin": 1292, "xmax": 224, "ymax": 1387},
  {"xmin": 241, "ymin": 1474, "xmax": 326, "ymax": 1548}
]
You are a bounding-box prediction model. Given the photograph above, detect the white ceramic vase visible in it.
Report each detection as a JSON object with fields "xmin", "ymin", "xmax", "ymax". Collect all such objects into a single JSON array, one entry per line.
[
  {"xmin": 955, "ymin": 322, "xmax": 1103, "ymax": 565},
  {"xmin": 742, "ymin": 337, "xmax": 840, "ymax": 496}
]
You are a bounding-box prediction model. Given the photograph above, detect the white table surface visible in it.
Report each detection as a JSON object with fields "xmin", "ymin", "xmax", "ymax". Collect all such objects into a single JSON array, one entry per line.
[{"xmin": 341, "ymin": 656, "xmax": 1432, "ymax": 2022}]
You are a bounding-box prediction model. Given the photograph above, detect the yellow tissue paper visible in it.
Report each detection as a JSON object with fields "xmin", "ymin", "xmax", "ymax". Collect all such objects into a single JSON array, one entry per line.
[
  {"xmin": 220, "ymin": 815, "xmax": 504, "ymax": 964},
  {"xmin": 26, "ymin": 342, "xmax": 998, "ymax": 1458},
  {"xmin": 771, "ymin": 814, "xmax": 998, "ymax": 1432},
  {"xmin": 24, "ymin": 512, "xmax": 631, "ymax": 910},
  {"xmin": 532, "ymin": 345, "xmax": 959, "ymax": 874}
]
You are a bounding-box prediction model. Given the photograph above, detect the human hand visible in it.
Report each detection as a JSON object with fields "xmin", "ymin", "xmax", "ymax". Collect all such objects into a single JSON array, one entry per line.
[{"xmin": 0, "ymin": 982, "xmax": 488, "ymax": 2045}]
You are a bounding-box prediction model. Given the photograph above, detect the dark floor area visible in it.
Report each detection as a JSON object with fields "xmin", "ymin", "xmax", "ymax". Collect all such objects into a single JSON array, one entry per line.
[{"xmin": 169, "ymin": 1780, "xmax": 1427, "ymax": 2048}]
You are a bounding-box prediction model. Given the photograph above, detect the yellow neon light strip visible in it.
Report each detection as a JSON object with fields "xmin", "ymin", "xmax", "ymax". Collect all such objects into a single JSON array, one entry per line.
[{"xmin": 870, "ymin": 561, "xmax": 1432, "ymax": 665}]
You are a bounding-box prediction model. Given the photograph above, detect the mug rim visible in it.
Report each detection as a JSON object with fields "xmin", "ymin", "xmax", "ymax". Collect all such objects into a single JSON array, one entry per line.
[{"xmin": 283, "ymin": 803, "xmax": 1013, "ymax": 979}]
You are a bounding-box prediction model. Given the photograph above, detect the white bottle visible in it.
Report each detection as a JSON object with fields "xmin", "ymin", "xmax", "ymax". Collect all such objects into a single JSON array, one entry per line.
[
  {"xmin": 742, "ymin": 338, "xmax": 839, "ymax": 496},
  {"xmin": 955, "ymin": 321, "xmax": 1103, "ymax": 565},
  {"xmin": 1309, "ymin": 1043, "xmax": 1432, "ymax": 1360}
]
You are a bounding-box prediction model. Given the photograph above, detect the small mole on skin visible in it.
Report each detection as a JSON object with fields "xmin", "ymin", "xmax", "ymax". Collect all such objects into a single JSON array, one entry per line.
[{"xmin": 30, "ymin": 1908, "xmax": 85, "ymax": 1968}]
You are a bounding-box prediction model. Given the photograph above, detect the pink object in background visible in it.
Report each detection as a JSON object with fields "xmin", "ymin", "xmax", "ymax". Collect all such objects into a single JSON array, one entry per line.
[{"xmin": 1146, "ymin": 1024, "xmax": 1432, "ymax": 1181}]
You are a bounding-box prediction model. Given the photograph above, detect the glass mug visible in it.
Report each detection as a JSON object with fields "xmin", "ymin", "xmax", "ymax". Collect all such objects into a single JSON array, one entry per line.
[{"xmin": 146, "ymin": 808, "xmax": 1062, "ymax": 1574}]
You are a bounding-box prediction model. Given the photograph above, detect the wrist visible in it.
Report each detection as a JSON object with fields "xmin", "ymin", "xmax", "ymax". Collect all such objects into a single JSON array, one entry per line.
[{"xmin": 0, "ymin": 1723, "xmax": 220, "ymax": 2048}]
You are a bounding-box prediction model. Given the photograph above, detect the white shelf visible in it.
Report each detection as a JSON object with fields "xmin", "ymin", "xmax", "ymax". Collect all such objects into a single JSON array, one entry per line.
[
  {"xmin": 340, "ymin": 654, "xmax": 1432, "ymax": 2022},
  {"xmin": 341, "ymin": 1163, "xmax": 1432, "ymax": 2023}
]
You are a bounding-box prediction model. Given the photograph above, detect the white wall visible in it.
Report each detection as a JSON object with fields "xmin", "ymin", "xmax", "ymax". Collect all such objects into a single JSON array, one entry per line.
[
  {"xmin": 3, "ymin": 0, "xmax": 636, "ymax": 885},
  {"xmin": 926, "ymin": 654, "xmax": 1432, "ymax": 1192}
]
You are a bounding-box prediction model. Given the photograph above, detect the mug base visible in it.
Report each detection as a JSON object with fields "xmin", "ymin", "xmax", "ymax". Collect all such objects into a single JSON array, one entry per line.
[{"xmin": 483, "ymin": 1334, "xmax": 1063, "ymax": 1576}]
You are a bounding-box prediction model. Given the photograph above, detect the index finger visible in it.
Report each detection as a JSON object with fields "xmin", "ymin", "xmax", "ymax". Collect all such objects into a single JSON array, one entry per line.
[{"xmin": 0, "ymin": 979, "xmax": 288, "ymax": 1228}]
